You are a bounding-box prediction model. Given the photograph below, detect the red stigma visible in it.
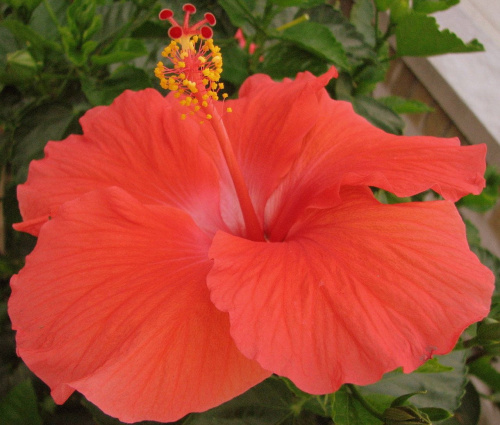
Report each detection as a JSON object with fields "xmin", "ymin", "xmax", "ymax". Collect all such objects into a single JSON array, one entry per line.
[
  {"xmin": 183, "ymin": 3, "xmax": 196, "ymax": 13},
  {"xmin": 159, "ymin": 9, "xmax": 173, "ymax": 20},
  {"xmin": 159, "ymin": 3, "xmax": 216, "ymax": 40}
]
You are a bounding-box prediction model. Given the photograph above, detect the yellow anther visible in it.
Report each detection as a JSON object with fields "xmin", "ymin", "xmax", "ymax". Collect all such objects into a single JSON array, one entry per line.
[
  {"xmin": 219, "ymin": 83, "xmax": 224, "ymax": 89},
  {"xmin": 202, "ymin": 101, "xmax": 208, "ymax": 107},
  {"xmin": 226, "ymin": 107, "xmax": 232, "ymax": 113},
  {"xmin": 181, "ymin": 114, "xmax": 187, "ymax": 120},
  {"xmin": 178, "ymin": 61, "xmax": 186, "ymax": 68},
  {"xmin": 193, "ymin": 35, "xmax": 199, "ymax": 43},
  {"xmin": 206, "ymin": 114, "xmax": 212, "ymax": 120},
  {"xmin": 198, "ymin": 56, "xmax": 206, "ymax": 64},
  {"xmin": 194, "ymin": 105, "xmax": 201, "ymax": 112},
  {"xmin": 222, "ymin": 93, "xmax": 228, "ymax": 99}
]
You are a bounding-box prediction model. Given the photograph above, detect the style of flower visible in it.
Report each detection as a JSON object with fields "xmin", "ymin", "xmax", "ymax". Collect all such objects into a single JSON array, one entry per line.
[{"xmin": 9, "ymin": 4, "xmax": 494, "ymax": 424}]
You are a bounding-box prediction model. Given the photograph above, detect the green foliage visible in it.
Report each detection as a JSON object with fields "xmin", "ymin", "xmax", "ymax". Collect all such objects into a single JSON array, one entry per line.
[
  {"xmin": 277, "ymin": 21, "xmax": 350, "ymax": 69},
  {"xmin": 1, "ymin": 0, "xmax": 498, "ymax": 424},
  {"xmin": 396, "ymin": 13, "xmax": 484, "ymax": 56},
  {"xmin": 0, "ymin": 379, "xmax": 43, "ymax": 425},
  {"xmin": 413, "ymin": 0, "xmax": 460, "ymax": 13},
  {"xmin": 459, "ymin": 166, "xmax": 500, "ymax": 212}
]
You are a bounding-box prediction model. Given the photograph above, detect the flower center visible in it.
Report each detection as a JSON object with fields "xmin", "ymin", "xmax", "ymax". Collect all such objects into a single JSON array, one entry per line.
[{"xmin": 155, "ymin": 4, "xmax": 264, "ymax": 242}]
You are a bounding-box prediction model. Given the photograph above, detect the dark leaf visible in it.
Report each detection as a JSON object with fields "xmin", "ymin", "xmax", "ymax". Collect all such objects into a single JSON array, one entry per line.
[
  {"xmin": 187, "ymin": 377, "xmax": 316, "ymax": 425},
  {"xmin": 0, "ymin": 379, "xmax": 43, "ymax": 425},
  {"xmin": 259, "ymin": 43, "xmax": 328, "ymax": 79},
  {"xmin": 352, "ymin": 95, "xmax": 405, "ymax": 134},
  {"xmin": 278, "ymin": 21, "xmax": 350, "ymax": 69},
  {"xmin": 91, "ymin": 38, "xmax": 148, "ymax": 65},
  {"xmin": 351, "ymin": 0, "xmax": 376, "ymax": 47},
  {"xmin": 81, "ymin": 65, "xmax": 151, "ymax": 106},
  {"xmin": 270, "ymin": 0, "xmax": 326, "ymax": 6},
  {"xmin": 11, "ymin": 103, "xmax": 76, "ymax": 183}
]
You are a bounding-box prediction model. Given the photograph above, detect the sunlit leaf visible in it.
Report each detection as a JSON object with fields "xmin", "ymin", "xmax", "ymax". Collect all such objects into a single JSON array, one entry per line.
[
  {"xmin": 377, "ymin": 96, "xmax": 434, "ymax": 114},
  {"xmin": 413, "ymin": 0, "xmax": 459, "ymax": 13},
  {"xmin": 396, "ymin": 13, "xmax": 484, "ymax": 56}
]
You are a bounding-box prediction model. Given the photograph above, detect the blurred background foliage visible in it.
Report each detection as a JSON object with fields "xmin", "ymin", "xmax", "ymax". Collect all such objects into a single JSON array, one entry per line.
[{"xmin": 0, "ymin": 0, "xmax": 499, "ymax": 424}]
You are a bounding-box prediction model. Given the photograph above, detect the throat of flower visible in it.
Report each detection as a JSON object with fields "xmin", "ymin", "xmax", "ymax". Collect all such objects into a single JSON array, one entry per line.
[{"xmin": 155, "ymin": 4, "xmax": 264, "ymax": 242}]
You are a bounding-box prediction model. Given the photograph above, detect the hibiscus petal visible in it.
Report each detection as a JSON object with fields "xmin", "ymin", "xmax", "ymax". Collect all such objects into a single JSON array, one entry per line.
[
  {"xmin": 220, "ymin": 68, "xmax": 338, "ymax": 222},
  {"xmin": 9, "ymin": 187, "xmax": 269, "ymax": 423},
  {"xmin": 16, "ymin": 89, "xmax": 225, "ymax": 237},
  {"xmin": 266, "ymin": 97, "xmax": 486, "ymax": 240},
  {"xmin": 208, "ymin": 187, "xmax": 494, "ymax": 394}
]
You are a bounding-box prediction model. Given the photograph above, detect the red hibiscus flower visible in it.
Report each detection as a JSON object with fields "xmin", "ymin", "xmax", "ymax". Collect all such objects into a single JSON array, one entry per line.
[{"xmin": 9, "ymin": 4, "xmax": 494, "ymax": 424}]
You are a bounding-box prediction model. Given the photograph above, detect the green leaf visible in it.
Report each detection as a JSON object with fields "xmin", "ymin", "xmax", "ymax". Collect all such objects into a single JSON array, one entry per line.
[
  {"xmin": 260, "ymin": 43, "xmax": 328, "ymax": 79},
  {"xmin": 6, "ymin": 49, "xmax": 38, "ymax": 79},
  {"xmin": 383, "ymin": 405, "xmax": 431, "ymax": 424},
  {"xmin": 354, "ymin": 64, "xmax": 388, "ymax": 95},
  {"xmin": 413, "ymin": 0, "xmax": 459, "ymax": 13},
  {"xmin": 187, "ymin": 377, "xmax": 316, "ymax": 424},
  {"xmin": 375, "ymin": 0, "xmax": 410, "ymax": 21},
  {"xmin": 351, "ymin": 0, "xmax": 376, "ymax": 47},
  {"xmin": 419, "ymin": 407, "xmax": 452, "ymax": 422},
  {"xmin": 468, "ymin": 356, "xmax": 500, "ymax": 393},
  {"xmin": 93, "ymin": 1, "xmax": 138, "ymax": 43},
  {"xmin": 439, "ymin": 382, "xmax": 480, "ymax": 425},
  {"xmin": 362, "ymin": 351, "xmax": 467, "ymax": 412},
  {"xmin": 330, "ymin": 388, "xmax": 384, "ymax": 425},
  {"xmin": 0, "ymin": 379, "xmax": 43, "ymax": 425},
  {"xmin": 305, "ymin": 5, "xmax": 376, "ymax": 66},
  {"xmin": 415, "ymin": 358, "xmax": 454, "ymax": 373},
  {"xmin": 464, "ymin": 219, "xmax": 482, "ymax": 247},
  {"xmin": 377, "ymin": 96, "xmax": 434, "ymax": 114},
  {"xmin": 12, "ymin": 103, "xmax": 76, "ymax": 183},
  {"xmin": 217, "ymin": 0, "xmax": 256, "ymax": 28},
  {"xmin": 81, "ymin": 65, "xmax": 151, "ymax": 106},
  {"xmin": 219, "ymin": 41, "xmax": 250, "ymax": 86},
  {"xmin": 30, "ymin": 0, "xmax": 68, "ymax": 41},
  {"xmin": 0, "ymin": 26, "xmax": 19, "ymax": 69},
  {"xmin": 92, "ymin": 38, "xmax": 147, "ymax": 65},
  {"xmin": 1, "ymin": 18, "xmax": 61, "ymax": 60},
  {"xmin": 471, "ymin": 246, "xmax": 500, "ymax": 292},
  {"xmin": 458, "ymin": 166, "xmax": 500, "ymax": 213},
  {"xmin": 352, "ymin": 95, "xmax": 405, "ymax": 135},
  {"xmin": 278, "ymin": 21, "xmax": 350, "ymax": 69},
  {"xmin": 396, "ymin": 13, "xmax": 484, "ymax": 56},
  {"xmin": 270, "ymin": 0, "xmax": 326, "ymax": 6},
  {"xmin": 4, "ymin": 0, "xmax": 42, "ymax": 13}
]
